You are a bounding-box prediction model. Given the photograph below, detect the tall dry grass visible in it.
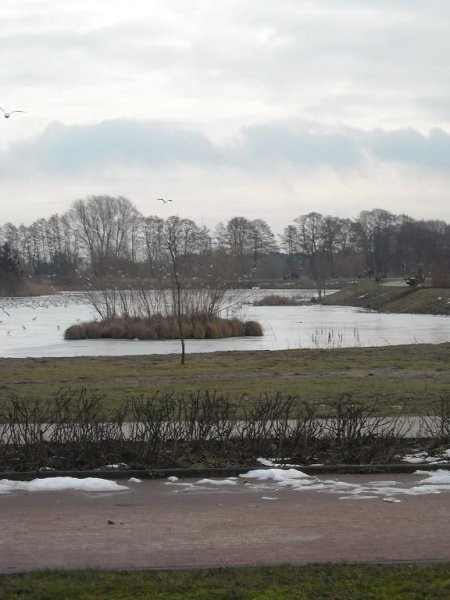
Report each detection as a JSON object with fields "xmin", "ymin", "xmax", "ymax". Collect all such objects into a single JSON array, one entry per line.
[{"xmin": 65, "ymin": 314, "xmax": 263, "ymax": 340}]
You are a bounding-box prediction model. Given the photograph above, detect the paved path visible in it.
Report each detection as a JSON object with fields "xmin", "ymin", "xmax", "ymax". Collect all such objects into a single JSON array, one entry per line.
[{"xmin": 0, "ymin": 473, "xmax": 449, "ymax": 573}]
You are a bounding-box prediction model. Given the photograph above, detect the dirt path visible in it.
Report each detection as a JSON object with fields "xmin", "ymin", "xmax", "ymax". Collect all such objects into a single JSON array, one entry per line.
[{"xmin": 0, "ymin": 473, "xmax": 449, "ymax": 573}]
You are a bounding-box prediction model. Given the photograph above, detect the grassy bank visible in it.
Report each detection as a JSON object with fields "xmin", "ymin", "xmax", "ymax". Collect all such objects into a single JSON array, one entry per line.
[
  {"xmin": 0, "ymin": 344, "xmax": 449, "ymax": 414},
  {"xmin": 1, "ymin": 564, "xmax": 449, "ymax": 599},
  {"xmin": 322, "ymin": 281, "xmax": 450, "ymax": 315}
]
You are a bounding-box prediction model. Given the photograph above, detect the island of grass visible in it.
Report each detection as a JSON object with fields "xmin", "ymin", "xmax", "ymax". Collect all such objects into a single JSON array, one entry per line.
[
  {"xmin": 65, "ymin": 314, "xmax": 263, "ymax": 340},
  {"xmin": 253, "ymin": 293, "xmax": 306, "ymax": 306}
]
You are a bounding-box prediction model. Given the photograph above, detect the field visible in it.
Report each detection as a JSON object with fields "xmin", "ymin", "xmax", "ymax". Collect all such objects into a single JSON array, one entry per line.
[{"xmin": 1, "ymin": 343, "xmax": 448, "ymax": 414}]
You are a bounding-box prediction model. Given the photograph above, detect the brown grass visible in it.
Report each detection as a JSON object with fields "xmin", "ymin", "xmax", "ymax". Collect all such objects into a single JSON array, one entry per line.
[
  {"xmin": 65, "ymin": 314, "xmax": 263, "ymax": 340},
  {"xmin": 253, "ymin": 294, "xmax": 304, "ymax": 306}
]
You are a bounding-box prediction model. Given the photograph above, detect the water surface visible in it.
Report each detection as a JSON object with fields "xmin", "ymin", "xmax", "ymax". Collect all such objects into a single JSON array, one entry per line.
[{"xmin": 0, "ymin": 290, "xmax": 448, "ymax": 358}]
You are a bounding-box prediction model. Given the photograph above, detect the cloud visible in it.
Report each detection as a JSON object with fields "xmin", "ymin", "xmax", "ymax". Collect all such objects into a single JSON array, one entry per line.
[
  {"xmin": 2, "ymin": 120, "xmax": 219, "ymax": 174},
  {"xmin": 370, "ymin": 128, "xmax": 450, "ymax": 168},
  {"xmin": 239, "ymin": 123, "xmax": 361, "ymax": 168},
  {"xmin": 3, "ymin": 119, "xmax": 450, "ymax": 177},
  {"xmin": 2, "ymin": 0, "xmax": 450, "ymax": 133}
]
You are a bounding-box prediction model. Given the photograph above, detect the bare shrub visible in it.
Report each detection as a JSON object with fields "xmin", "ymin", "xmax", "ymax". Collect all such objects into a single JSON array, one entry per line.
[
  {"xmin": 234, "ymin": 393, "xmax": 291, "ymax": 458},
  {"xmin": 82, "ymin": 287, "xmax": 229, "ymax": 322},
  {"xmin": 128, "ymin": 393, "xmax": 175, "ymax": 464},
  {"xmin": 420, "ymin": 395, "xmax": 450, "ymax": 444},
  {"xmin": 47, "ymin": 388, "xmax": 128, "ymax": 468},
  {"xmin": 0, "ymin": 395, "xmax": 54, "ymax": 469},
  {"xmin": 322, "ymin": 394, "xmax": 409, "ymax": 463},
  {"xmin": 1, "ymin": 389, "xmax": 446, "ymax": 471},
  {"xmin": 278, "ymin": 401, "xmax": 325, "ymax": 463}
]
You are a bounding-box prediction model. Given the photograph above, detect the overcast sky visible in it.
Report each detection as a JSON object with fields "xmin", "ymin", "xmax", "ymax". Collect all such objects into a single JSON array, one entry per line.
[{"xmin": 1, "ymin": 0, "xmax": 449, "ymax": 233}]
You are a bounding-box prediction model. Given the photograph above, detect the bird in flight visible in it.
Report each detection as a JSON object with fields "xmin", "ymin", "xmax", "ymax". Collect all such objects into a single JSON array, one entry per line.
[
  {"xmin": 157, "ymin": 198, "xmax": 173, "ymax": 203},
  {"xmin": 0, "ymin": 107, "xmax": 26, "ymax": 119}
]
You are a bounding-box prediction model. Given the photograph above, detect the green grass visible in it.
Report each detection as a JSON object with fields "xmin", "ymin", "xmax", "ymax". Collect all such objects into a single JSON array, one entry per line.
[
  {"xmin": 0, "ymin": 344, "xmax": 449, "ymax": 414},
  {"xmin": 0, "ymin": 564, "xmax": 449, "ymax": 599},
  {"xmin": 323, "ymin": 281, "xmax": 450, "ymax": 315}
]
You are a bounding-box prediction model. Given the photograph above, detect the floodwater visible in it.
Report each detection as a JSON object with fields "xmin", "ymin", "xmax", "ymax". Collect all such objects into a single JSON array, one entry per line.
[{"xmin": 0, "ymin": 289, "xmax": 449, "ymax": 358}]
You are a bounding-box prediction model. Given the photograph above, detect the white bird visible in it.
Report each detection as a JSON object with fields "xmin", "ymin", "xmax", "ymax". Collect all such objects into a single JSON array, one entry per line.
[
  {"xmin": 0, "ymin": 107, "xmax": 26, "ymax": 119},
  {"xmin": 157, "ymin": 198, "xmax": 173, "ymax": 203}
]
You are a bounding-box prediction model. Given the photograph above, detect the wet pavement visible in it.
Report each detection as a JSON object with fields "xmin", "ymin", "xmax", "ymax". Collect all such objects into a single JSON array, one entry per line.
[{"xmin": 0, "ymin": 473, "xmax": 449, "ymax": 573}]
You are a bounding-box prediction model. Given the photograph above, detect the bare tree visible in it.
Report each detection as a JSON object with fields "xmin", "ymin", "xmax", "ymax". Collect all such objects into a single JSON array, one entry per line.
[
  {"xmin": 248, "ymin": 219, "xmax": 278, "ymax": 275},
  {"xmin": 69, "ymin": 195, "xmax": 142, "ymax": 275},
  {"xmin": 215, "ymin": 216, "xmax": 277, "ymax": 277},
  {"xmin": 0, "ymin": 242, "xmax": 23, "ymax": 295},
  {"xmin": 141, "ymin": 215, "xmax": 166, "ymax": 276}
]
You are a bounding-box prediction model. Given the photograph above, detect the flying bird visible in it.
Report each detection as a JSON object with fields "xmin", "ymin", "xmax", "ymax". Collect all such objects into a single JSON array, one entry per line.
[
  {"xmin": 157, "ymin": 198, "xmax": 173, "ymax": 204},
  {"xmin": 0, "ymin": 107, "xmax": 26, "ymax": 119}
]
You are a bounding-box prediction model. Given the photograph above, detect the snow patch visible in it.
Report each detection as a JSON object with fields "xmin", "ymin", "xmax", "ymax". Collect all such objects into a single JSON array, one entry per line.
[
  {"xmin": 237, "ymin": 468, "xmax": 450, "ymax": 499},
  {"xmin": 196, "ymin": 478, "xmax": 238, "ymax": 486},
  {"xmin": 0, "ymin": 477, "xmax": 129, "ymax": 494},
  {"xmin": 402, "ymin": 449, "xmax": 450, "ymax": 465},
  {"xmin": 241, "ymin": 468, "xmax": 310, "ymax": 482}
]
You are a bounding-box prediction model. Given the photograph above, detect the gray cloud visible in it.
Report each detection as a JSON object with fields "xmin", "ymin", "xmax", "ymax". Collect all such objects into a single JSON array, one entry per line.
[
  {"xmin": 238, "ymin": 124, "xmax": 361, "ymax": 168},
  {"xmin": 3, "ymin": 120, "xmax": 219, "ymax": 174},
  {"xmin": 2, "ymin": 0, "xmax": 450, "ymax": 130},
  {"xmin": 370, "ymin": 128, "xmax": 450, "ymax": 168},
  {"xmin": 2, "ymin": 119, "xmax": 450, "ymax": 177}
]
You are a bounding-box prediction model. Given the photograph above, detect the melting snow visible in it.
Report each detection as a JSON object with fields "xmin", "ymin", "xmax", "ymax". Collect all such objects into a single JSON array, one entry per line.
[
  {"xmin": 236, "ymin": 468, "xmax": 450, "ymax": 499},
  {"xmin": 196, "ymin": 478, "xmax": 239, "ymax": 486},
  {"xmin": 402, "ymin": 449, "xmax": 450, "ymax": 465},
  {"xmin": 0, "ymin": 476, "xmax": 129, "ymax": 494},
  {"xmin": 243, "ymin": 468, "xmax": 310, "ymax": 482}
]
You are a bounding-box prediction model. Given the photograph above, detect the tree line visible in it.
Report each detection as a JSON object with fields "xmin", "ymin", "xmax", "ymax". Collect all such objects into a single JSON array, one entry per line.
[{"xmin": 1, "ymin": 195, "xmax": 449, "ymax": 293}]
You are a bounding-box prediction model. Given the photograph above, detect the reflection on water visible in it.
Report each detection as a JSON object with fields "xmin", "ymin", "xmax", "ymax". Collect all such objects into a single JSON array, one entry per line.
[{"xmin": 0, "ymin": 290, "xmax": 449, "ymax": 358}]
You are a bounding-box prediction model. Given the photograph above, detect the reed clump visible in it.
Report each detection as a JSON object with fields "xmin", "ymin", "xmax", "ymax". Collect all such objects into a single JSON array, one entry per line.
[
  {"xmin": 65, "ymin": 314, "xmax": 263, "ymax": 340},
  {"xmin": 253, "ymin": 294, "xmax": 304, "ymax": 306}
]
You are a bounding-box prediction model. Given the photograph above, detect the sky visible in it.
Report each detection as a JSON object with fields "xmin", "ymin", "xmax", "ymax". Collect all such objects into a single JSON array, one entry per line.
[{"xmin": 1, "ymin": 0, "xmax": 450, "ymax": 234}]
